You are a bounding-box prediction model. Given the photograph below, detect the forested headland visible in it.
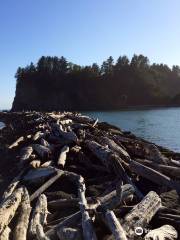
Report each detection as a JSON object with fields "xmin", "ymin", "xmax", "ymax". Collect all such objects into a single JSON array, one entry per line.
[{"xmin": 12, "ymin": 54, "xmax": 180, "ymax": 111}]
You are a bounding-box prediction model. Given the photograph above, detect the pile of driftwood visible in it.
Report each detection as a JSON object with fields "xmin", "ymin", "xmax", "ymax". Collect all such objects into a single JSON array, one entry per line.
[{"xmin": 0, "ymin": 111, "xmax": 180, "ymax": 240}]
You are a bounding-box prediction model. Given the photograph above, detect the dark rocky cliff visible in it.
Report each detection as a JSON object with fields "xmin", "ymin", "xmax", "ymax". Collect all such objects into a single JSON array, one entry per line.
[{"xmin": 12, "ymin": 55, "xmax": 180, "ymax": 111}]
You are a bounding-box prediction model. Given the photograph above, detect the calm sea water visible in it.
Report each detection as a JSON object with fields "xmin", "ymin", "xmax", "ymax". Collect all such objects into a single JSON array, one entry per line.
[
  {"xmin": 84, "ymin": 107, "xmax": 180, "ymax": 152},
  {"xmin": 0, "ymin": 122, "xmax": 5, "ymax": 129}
]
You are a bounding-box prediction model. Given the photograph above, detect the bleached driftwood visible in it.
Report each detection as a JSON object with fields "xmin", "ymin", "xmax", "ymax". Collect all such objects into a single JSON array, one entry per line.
[
  {"xmin": 129, "ymin": 160, "xmax": 180, "ymax": 193},
  {"xmin": 57, "ymin": 227, "xmax": 82, "ymax": 240},
  {"xmin": 123, "ymin": 191, "xmax": 161, "ymax": 238},
  {"xmin": 65, "ymin": 114, "xmax": 94, "ymax": 124},
  {"xmin": 36, "ymin": 224, "xmax": 50, "ymax": 240},
  {"xmin": 8, "ymin": 136, "xmax": 24, "ymax": 149},
  {"xmin": 144, "ymin": 225, "xmax": 178, "ymax": 240},
  {"xmin": 78, "ymin": 176, "xmax": 97, "ymax": 240},
  {"xmin": 30, "ymin": 160, "xmax": 41, "ymax": 168},
  {"xmin": 170, "ymin": 159, "xmax": 180, "ymax": 167},
  {"xmin": 105, "ymin": 210, "xmax": 127, "ymax": 240},
  {"xmin": 59, "ymin": 119, "xmax": 73, "ymax": 125},
  {"xmin": 57, "ymin": 145, "xmax": 69, "ymax": 167},
  {"xmin": 92, "ymin": 118, "xmax": 98, "ymax": 127},
  {"xmin": 32, "ymin": 144, "xmax": 51, "ymax": 160},
  {"xmin": 30, "ymin": 170, "xmax": 64, "ymax": 201},
  {"xmin": 33, "ymin": 131, "xmax": 45, "ymax": 141},
  {"xmin": 0, "ymin": 227, "xmax": 11, "ymax": 240},
  {"xmin": 29, "ymin": 194, "xmax": 48, "ymax": 238},
  {"xmin": 0, "ymin": 187, "xmax": 24, "ymax": 235},
  {"xmin": 13, "ymin": 188, "xmax": 31, "ymax": 240},
  {"xmin": 41, "ymin": 161, "xmax": 52, "ymax": 168},
  {"xmin": 2, "ymin": 170, "xmax": 25, "ymax": 201}
]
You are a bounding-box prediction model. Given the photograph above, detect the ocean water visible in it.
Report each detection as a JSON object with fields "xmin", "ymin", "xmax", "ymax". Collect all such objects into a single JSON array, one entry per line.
[
  {"xmin": 0, "ymin": 122, "xmax": 5, "ymax": 129},
  {"xmin": 84, "ymin": 107, "xmax": 180, "ymax": 152}
]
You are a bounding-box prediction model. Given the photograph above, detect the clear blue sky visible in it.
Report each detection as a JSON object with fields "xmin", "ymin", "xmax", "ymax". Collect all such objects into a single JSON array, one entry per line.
[{"xmin": 1, "ymin": 0, "xmax": 180, "ymax": 109}]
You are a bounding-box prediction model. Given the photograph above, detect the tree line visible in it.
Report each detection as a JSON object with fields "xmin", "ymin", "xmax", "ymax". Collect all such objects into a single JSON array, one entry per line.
[{"xmin": 12, "ymin": 55, "xmax": 180, "ymax": 111}]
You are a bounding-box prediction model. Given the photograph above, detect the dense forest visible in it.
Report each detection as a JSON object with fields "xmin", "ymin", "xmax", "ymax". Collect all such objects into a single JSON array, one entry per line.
[{"xmin": 12, "ymin": 54, "xmax": 180, "ymax": 111}]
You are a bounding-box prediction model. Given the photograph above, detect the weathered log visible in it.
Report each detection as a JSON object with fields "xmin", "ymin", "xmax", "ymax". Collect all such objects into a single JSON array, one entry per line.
[
  {"xmin": 30, "ymin": 160, "xmax": 41, "ymax": 168},
  {"xmin": 29, "ymin": 194, "xmax": 48, "ymax": 238},
  {"xmin": 92, "ymin": 118, "xmax": 98, "ymax": 127},
  {"xmin": 57, "ymin": 227, "xmax": 82, "ymax": 240},
  {"xmin": 144, "ymin": 225, "xmax": 178, "ymax": 240},
  {"xmin": 8, "ymin": 136, "xmax": 24, "ymax": 149},
  {"xmin": 129, "ymin": 160, "xmax": 180, "ymax": 193},
  {"xmin": 23, "ymin": 167, "xmax": 56, "ymax": 185},
  {"xmin": 46, "ymin": 211, "xmax": 81, "ymax": 239},
  {"xmin": 113, "ymin": 136, "xmax": 168, "ymax": 164},
  {"xmin": 123, "ymin": 191, "xmax": 161, "ymax": 238},
  {"xmin": 48, "ymin": 198, "xmax": 79, "ymax": 209},
  {"xmin": 32, "ymin": 144, "xmax": 51, "ymax": 160},
  {"xmin": 0, "ymin": 187, "xmax": 24, "ymax": 234},
  {"xmin": 97, "ymin": 184, "xmax": 135, "ymax": 211},
  {"xmin": 41, "ymin": 161, "xmax": 52, "ymax": 168},
  {"xmin": 57, "ymin": 145, "xmax": 69, "ymax": 167},
  {"xmin": 36, "ymin": 224, "xmax": 50, "ymax": 240},
  {"xmin": 59, "ymin": 119, "xmax": 73, "ymax": 125},
  {"xmin": 13, "ymin": 188, "xmax": 31, "ymax": 240},
  {"xmin": 65, "ymin": 114, "xmax": 94, "ymax": 124},
  {"xmin": 85, "ymin": 140, "xmax": 129, "ymax": 181},
  {"xmin": 170, "ymin": 159, "xmax": 180, "ymax": 167},
  {"xmin": 136, "ymin": 158, "xmax": 180, "ymax": 179},
  {"xmin": 98, "ymin": 137, "xmax": 130, "ymax": 162},
  {"xmin": 19, "ymin": 146, "xmax": 33, "ymax": 165},
  {"xmin": 51, "ymin": 123, "xmax": 78, "ymax": 142},
  {"xmin": 0, "ymin": 227, "xmax": 11, "ymax": 240},
  {"xmin": 78, "ymin": 176, "xmax": 97, "ymax": 240},
  {"xmin": 105, "ymin": 210, "xmax": 127, "ymax": 240},
  {"xmin": 33, "ymin": 131, "xmax": 45, "ymax": 141},
  {"xmin": 48, "ymin": 183, "xmax": 134, "ymax": 211},
  {"xmin": 30, "ymin": 170, "xmax": 64, "ymax": 201},
  {"xmin": 1, "ymin": 169, "xmax": 25, "ymax": 201}
]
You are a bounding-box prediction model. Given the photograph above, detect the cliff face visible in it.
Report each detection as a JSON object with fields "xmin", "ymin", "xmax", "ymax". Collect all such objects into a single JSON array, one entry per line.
[{"xmin": 12, "ymin": 55, "xmax": 180, "ymax": 111}]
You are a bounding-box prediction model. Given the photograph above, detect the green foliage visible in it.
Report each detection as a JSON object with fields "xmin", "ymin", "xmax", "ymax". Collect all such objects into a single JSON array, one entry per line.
[{"xmin": 12, "ymin": 55, "xmax": 180, "ymax": 111}]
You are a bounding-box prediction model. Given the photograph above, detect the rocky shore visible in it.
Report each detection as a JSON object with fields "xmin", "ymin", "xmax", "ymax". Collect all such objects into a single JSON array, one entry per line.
[{"xmin": 0, "ymin": 111, "xmax": 180, "ymax": 240}]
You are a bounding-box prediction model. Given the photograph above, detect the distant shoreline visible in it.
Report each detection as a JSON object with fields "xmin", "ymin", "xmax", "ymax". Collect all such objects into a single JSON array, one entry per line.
[
  {"xmin": 2, "ymin": 104, "xmax": 180, "ymax": 113},
  {"xmin": 82, "ymin": 104, "xmax": 180, "ymax": 112}
]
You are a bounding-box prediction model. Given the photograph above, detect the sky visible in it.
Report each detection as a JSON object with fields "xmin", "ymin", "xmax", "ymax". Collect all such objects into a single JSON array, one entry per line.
[{"xmin": 0, "ymin": 0, "xmax": 180, "ymax": 109}]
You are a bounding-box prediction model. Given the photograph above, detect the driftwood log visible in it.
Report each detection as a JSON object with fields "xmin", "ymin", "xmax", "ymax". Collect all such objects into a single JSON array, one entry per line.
[
  {"xmin": 0, "ymin": 187, "xmax": 24, "ymax": 235},
  {"xmin": 144, "ymin": 225, "xmax": 178, "ymax": 240},
  {"xmin": 29, "ymin": 194, "xmax": 48, "ymax": 238},
  {"xmin": 13, "ymin": 188, "xmax": 31, "ymax": 240}
]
